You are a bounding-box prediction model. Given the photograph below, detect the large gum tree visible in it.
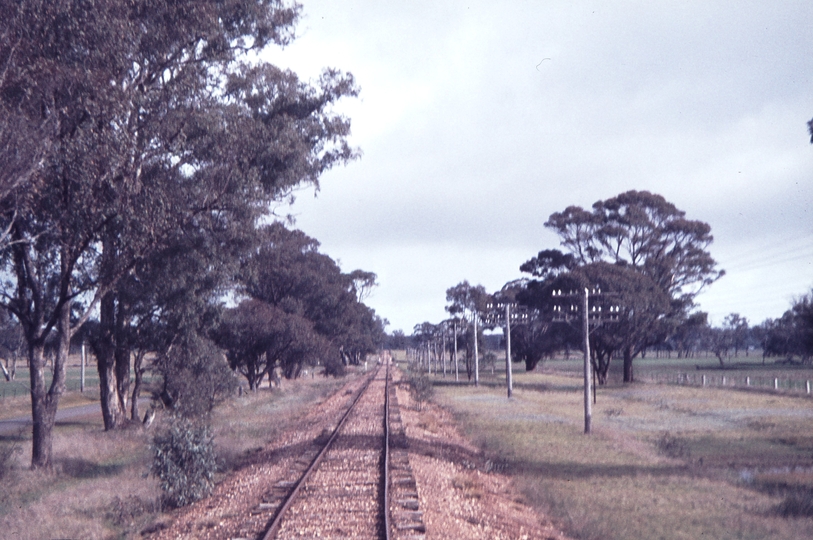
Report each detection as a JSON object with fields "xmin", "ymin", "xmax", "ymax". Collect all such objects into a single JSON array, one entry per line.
[
  {"xmin": 524, "ymin": 191, "xmax": 723, "ymax": 383},
  {"xmin": 0, "ymin": 0, "xmax": 358, "ymax": 468}
]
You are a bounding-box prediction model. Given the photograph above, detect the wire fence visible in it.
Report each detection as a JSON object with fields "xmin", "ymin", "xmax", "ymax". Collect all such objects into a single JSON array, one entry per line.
[{"xmin": 644, "ymin": 371, "xmax": 813, "ymax": 395}]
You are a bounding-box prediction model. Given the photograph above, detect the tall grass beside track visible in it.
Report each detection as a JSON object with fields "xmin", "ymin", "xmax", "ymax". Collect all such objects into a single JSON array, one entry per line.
[{"xmin": 431, "ymin": 363, "xmax": 813, "ymax": 540}]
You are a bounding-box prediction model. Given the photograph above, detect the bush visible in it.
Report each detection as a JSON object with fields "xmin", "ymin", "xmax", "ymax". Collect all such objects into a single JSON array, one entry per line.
[
  {"xmin": 776, "ymin": 489, "xmax": 813, "ymax": 517},
  {"xmin": 656, "ymin": 431, "xmax": 691, "ymax": 459},
  {"xmin": 408, "ymin": 370, "xmax": 434, "ymax": 411},
  {"xmin": 323, "ymin": 352, "xmax": 346, "ymax": 377},
  {"xmin": 151, "ymin": 418, "xmax": 217, "ymax": 508},
  {"xmin": 154, "ymin": 332, "xmax": 238, "ymax": 419}
]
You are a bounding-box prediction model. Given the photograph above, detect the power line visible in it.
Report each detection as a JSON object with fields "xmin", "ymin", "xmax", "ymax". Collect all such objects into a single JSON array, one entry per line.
[{"xmin": 715, "ymin": 235, "xmax": 813, "ymax": 271}]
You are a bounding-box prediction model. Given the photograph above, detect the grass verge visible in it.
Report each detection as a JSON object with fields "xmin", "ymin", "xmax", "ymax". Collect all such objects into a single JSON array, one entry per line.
[
  {"xmin": 433, "ymin": 367, "xmax": 813, "ymax": 540},
  {"xmin": 0, "ymin": 372, "xmax": 350, "ymax": 539}
]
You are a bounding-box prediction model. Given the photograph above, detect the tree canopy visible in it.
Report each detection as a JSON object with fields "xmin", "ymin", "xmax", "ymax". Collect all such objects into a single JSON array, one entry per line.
[
  {"xmin": 760, "ymin": 291, "xmax": 813, "ymax": 363},
  {"xmin": 0, "ymin": 0, "xmax": 360, "ymax": 468},
  {"xmin": 225, "ymin": 223, "xmax": 385, "ymax": 383},
  {"xmin": 519, "ymin": 191, "xmax": 722, "ymax": 382}
]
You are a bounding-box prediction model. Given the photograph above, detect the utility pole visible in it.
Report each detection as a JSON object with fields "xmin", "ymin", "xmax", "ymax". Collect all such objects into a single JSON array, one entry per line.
[
  {"xmin": 473, "ymin": 313, "xmax": 479, "ymax": 387},
  {"xmin": 80, "ymin": 341, "xmax": 86, "ymax": 393},
  {"xmin": 453, "ymin": 319, "xmax": 459, "ymax": 382},
  {"xmin": 485, "ymin": 301, "xmax": 530, "ymax": 399},
  {"xmin": 505, "ymin": 303, "xmax": 512, "ymax": 398},
  {"xmin": 442, "ymin": 326, "xmax": 447, "ymax": 377},
  {"xmin": 552, "ymin": 287, "xmax": 619, "ymax": 435},
  {"xmin": 582, "ymin": 288, "xmax": 592, "ymax": 434}
]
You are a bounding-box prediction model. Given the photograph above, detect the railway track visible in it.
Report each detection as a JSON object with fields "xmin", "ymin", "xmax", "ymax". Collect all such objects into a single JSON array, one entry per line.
[{"xmin": 254, "ymin": 363, "xmax": 426, "ymax": 540}]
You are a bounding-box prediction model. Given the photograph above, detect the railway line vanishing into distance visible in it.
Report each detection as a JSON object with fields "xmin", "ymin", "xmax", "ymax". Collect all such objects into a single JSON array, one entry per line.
[
  {"xmin": 247, "ymin": 362, "xmax": 425, "ymax": 540},
  {"xmin": 145, "ymin": 358, "xmax": 568, "ymax": 540}
]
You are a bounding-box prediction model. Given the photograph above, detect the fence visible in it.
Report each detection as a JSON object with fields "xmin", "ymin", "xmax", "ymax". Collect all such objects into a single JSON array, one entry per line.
[{"xmin": 645, "ymin": 372, "xmax": 812, "ymax": 395}]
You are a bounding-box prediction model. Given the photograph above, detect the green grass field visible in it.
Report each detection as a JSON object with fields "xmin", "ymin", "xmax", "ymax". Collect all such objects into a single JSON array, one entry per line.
[
  {"xmin": 424, "ymin": 356, "xmax": 813, "ymax": 540},
  {"xmin": 0, "ymin": 356, "xmax": 165, "ymax": 420}
]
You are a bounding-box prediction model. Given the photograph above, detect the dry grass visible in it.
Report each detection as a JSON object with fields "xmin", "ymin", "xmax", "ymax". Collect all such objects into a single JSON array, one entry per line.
[
  {"xmin": 0, "ymin": 421, "xmax": 158, "ymax": 539},
  {"xmin": 434, "ymin": 367, "xmax": 813, "ymax": 540},
  {"xmin": 0, "ymin": 372, "xmax": 351, "ymax": 539},
  {"xmin": 452, "ymin": 474, "xmax": 485, "ymax": 500}
]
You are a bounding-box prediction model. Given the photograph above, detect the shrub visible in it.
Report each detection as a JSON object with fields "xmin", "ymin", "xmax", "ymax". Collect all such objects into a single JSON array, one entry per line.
[
  {"xmin": 408, "ymin": 370, "xmax": 434, "ymax": 411},
  {"xmin": 151, "ymin": 417, "xmax": 217, "ymax": 508},
  {"xmin": 776, "ymin": 489, "xmax": 813, "ymax": 517},
  {"xmin": 322, "ymin": 352, "xmax": 346, "ymax": 377},
  {"xmin": 656, "ymin": 431, "xmax": 691, "ymax": 459},
  {"xmin": 154, "ymin": 332, "xmax": 238, "ymax": 419}
]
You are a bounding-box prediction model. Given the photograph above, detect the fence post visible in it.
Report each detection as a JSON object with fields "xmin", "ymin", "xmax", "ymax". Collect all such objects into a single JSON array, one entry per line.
[
  {"xmin": 746, "ymin": 376, "xmax": 750, "ymax": 386},
  {"xmin": 806, "ymin": 380, "xmax": 810, "ymax": 394},
  {"xmin": 774, "ymin": 378, "xmax": 779, "ymax": 390},
  {"xmin": 702, "ymin": 375, "xmax": 706, "ymax": 386}
]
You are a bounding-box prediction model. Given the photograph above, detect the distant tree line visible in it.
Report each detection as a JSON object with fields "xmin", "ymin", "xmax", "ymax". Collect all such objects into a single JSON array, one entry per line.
[
  {"xmin": 0, "ymin": 0, "xmax": 384, "ymax": 470},
  {"xmin": 399, "ymin": 190, "xmax": 812, "ymax": 385}
]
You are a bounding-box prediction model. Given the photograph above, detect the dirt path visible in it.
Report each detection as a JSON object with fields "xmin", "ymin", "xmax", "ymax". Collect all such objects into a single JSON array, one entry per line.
[{"xmin": 0, "ymin": 399, "xmax": 150, "ymax": 435}]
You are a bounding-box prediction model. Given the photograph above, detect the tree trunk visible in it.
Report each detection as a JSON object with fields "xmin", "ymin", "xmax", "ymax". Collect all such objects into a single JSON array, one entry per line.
[
  {"xmin": 29, "ymin": 340, "xmax": 51, "ymax": 468},
  {"xmin": 114, "ymin": 299, "xmax": 131, "ymax": 415},
  {"xmin": 97, "ymin": 291, "xmax": 124, "ymax": 430},
  {"xmin": 623, "ymin": 346, "xmax": 634, "ymax": 383},
  {"xmin": 30, "ymin": 302, "xmax": 70, "ymax": 469},
  {"xmin": 592, "ymin": 352, "xmax": 611, "ymax": 385},
  {"xmin": 716, "ymin": 351, "xmax": 726, "ymax": 367},
  {"xmin": 130, "ymin": 350, "xmax": 145, "ymax": 421}
]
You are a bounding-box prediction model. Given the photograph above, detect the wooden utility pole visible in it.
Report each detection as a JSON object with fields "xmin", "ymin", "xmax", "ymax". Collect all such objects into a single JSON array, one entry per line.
[
  {"xmin": 552, "ymin": 287, "xmax": 619, "ymax": 434},
  {"xmin": 582, "ymin": 288, "xmax": 592, "ymax": 434},
  {"xmin": 80, "ymin": 342, "xmax": 86, "ymax": 393},
  {"xmin": 453, "ymin": 320, "xmax": 459, "ymax": 382},
  {"xmin": 442, "ymin": 327, "xmax": 447, "ymax": 377},
  {"xmin": 505, "ymin": 304, "xmax": 513, "ymax": 398},
  {"xmin": 473, "ymin": 314, "xmax": 479, "ymax": 387},
  {"xmin": 485, "ymin": 301, "xmax": 529, "ymax": 399}
]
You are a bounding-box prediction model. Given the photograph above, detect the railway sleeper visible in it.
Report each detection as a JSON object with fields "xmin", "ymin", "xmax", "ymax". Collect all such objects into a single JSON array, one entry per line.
[
  {"xmin": 302, "ymin": 488, "xmax": 378, "ymax": 498},
  {"xmin": 395, "ymin": 521, "xmax": 427, "ymax": 533},
  {"xmin": 301, "ymin": 504, "xmax": 380, "ymax": 512},
  {"xmin": 392, "ymin": 477, "xmax": 417, "ymax": 488},
  {"xmin": 394, "ymin": 497, "xmax": 419, "ymax": 510},
  {"xmin": 393, "ymin": 510, "xmax": 424, "ymax": 520}
]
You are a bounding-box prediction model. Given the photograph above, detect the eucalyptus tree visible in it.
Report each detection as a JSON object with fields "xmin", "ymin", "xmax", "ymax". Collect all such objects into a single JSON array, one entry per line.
[
  {"xmin": 445, "ymin": 281, "xmax": 490, "ymax": 380},
  {"xmin": 545, "ymin": 191, "xmax": 723, "ymax": 309},
  {"xmin": 522, "ymin": 191, "xmax": 722, "ymax": 382},
  {"xmin": 761, "ymin": 291, "xmax": 813, "ymax": 363},
  {"xmin": 514, "ymin": 257, "xmax": 579, "ymax": 370},
  {"xmin": 213, "ymin": 299, "xmax": 328, "ymax": 389},
  {"xmin": 668, "ymin": 311, "xmax": 710, "ymax": 359},
  {"xmin": 237, "ymin": 223, "xmax": 384, "ymax": 376},
  {"xmin": 0, "ymin": 0, "xmax": 358, "ymax": 467}
]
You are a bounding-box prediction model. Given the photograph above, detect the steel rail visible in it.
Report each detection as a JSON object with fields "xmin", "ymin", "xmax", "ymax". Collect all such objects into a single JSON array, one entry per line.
[
  {"xmin": 260, "ymin": 365, "xmax": 389, "ymax": 540},
  {"xmin": 383, "ymin": 360, "xmax": 392, "ymax": 540}
]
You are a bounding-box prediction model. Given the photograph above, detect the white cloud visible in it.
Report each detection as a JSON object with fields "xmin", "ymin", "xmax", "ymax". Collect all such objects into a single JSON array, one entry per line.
[{"xmin": 279, "ymin": 0, "xmax": 813, "ymax": 333}]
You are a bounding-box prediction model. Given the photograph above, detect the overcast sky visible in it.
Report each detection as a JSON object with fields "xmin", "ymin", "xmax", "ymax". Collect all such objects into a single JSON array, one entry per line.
[{"xmin": 263, "ymin": 0, "xmax": 813, "ymax": 334}]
